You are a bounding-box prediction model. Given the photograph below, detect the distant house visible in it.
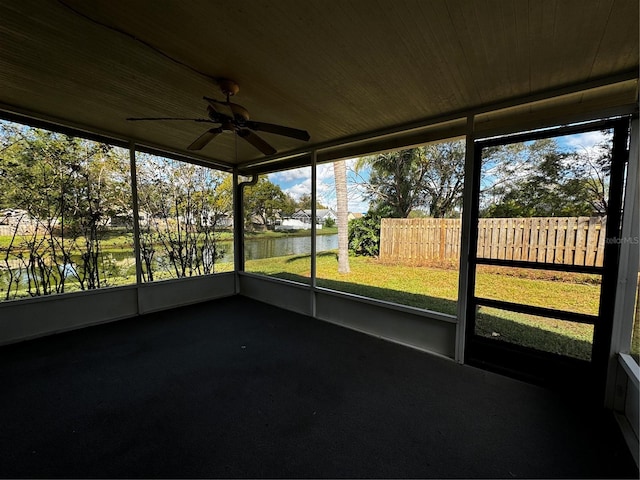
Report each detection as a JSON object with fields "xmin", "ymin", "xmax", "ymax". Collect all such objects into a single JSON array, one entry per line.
[
  {"xmin": 214, "ymin": 213, "xmax": 233, "ymax": 228},
  {"xmin": 348, "ymin": 212, "xmax": 363, "ymax": 221},
  {"xmin": 276, "ymin": 209, "xmax": 337, "ymax": 231},
  {"xmin": 291, "ymin": 209, "xmax": 337, "ymax": 225},
  {"xmin": 0, "ymin": 208, "xmax": 36, "ymax": 227},
  {"xmin": 0, "ymin": 209, "xmax": 38, "ymax": 235},
  {"xmin": 200, "ymin": 211, "xmax": 233, "ymax": 229},
  {"xmin": 109, "ymin": 210, "xmax": 152, "ymax": 228}
]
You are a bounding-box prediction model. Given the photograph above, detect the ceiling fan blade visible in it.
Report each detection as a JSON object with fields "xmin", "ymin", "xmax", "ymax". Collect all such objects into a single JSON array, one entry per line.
[
  {"xmin": 203, "ymin": 96, "xmax": 223, "ymax": 105},
  {"xmin": 246, "ymin": 121, "xmax": 310, "ymax": 141},
  {"xmin": 238, "ymin": 129, "xmax": 277, "ymax": 155},
  {"xmin": 127, "ymin": 117, "xmax": 212, "ymax": 123},
  {"xmin": 188, "ymin": 127, "xmax": 223, "ymax": 150}
]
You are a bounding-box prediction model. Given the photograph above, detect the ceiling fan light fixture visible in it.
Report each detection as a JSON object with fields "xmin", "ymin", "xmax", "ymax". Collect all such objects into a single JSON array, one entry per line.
[{"xmin": 126, "ymin": 79, "xmax": 309, "ymax": 155}]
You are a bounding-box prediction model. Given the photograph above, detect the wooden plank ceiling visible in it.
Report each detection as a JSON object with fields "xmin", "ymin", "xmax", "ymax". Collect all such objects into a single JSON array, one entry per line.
[{"xmin": 0, "ymin": 0, "xmax": 637, "ymax": 168}]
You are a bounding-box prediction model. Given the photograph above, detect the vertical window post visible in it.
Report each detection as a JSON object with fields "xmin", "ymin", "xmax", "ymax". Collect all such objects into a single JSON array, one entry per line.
[
  {"xmin": 311, "ymin": 150, "xmax": 317, "ymax": 316},
  {"xmin": 129, "ymin": 143, "xmax": 143, "ymax": 287},
  {"xmin": 456, "ymin": 115, "xmax": 476, "ymax": 363}
]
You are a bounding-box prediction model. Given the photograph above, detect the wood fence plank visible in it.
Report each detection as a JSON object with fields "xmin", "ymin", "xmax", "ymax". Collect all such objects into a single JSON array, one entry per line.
[
  {"xmin": 595, "ymin": 218, "xmax": 606, "ymax": 267},
  {"xmin": 500, "ymin": 219, "xmax": 507, "ymax": 260},
  {"xmin": 380, "ymin": 219, "xmax": 387, "ymax": 260},
  {"xmin": 512, "ymin": 219, "xmax": 521, "ymax": 261},
  {"xmin": 477, "ymin": 219, "xmax": 485, "ymax": 258},
  {"xmin": 491, "ymin": 219, "xmax": 500, "ymax": 259},
  {"xmin": 575, "ymin": 217, "xmax": 588, "ymax": 266},
  {"xmin": 585, "ymin": 217, "xmax": 599, "ymax": 267},
  {"xmin": 555, "ymin": 218, "xmax": 567, "ymax": 264},
  {"xmin": 505, "ymin": 218, "xmax": 514, "ymax": 260},
  {"xmin": 438, "ymin": 218, "xmax": 447, "ymax": 260},
  {"xmin": 425, "ymin": 219, "xmax": 436, "ymax": 259},
  {"xmin": 546, "ymin": 218, "xmax": 558, "ymax": 264},
  {"xmin": 419, "ymin": 220, "xmax": 425, "ymax": 260},
  {"xmin": 565, "ymin": 217, "xmax": 576, "ymax": 265},
  {"xmin": 528, "ymin": 218, "xmax": 538, "ymax": 262},
  {"xmin": 521, "ymin": 218, "xmax": 531, "ymax": 262},
  {"xmin": 378, "ymin": 216, "xmax": 605, "ymax": 266}
]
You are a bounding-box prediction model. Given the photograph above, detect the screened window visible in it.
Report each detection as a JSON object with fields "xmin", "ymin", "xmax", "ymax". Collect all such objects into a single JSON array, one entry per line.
[
  {"xmin": 135, "ymin": 152, "xmax": 233, "ymax": 282},
  {"xmin": 315, "ymin": 139, "xmax": 465, "ymax": 314},
  {"xmin": 0, "ymin": 120, "xmax": 135, "ymax": 300},
  {"xmin": 243, "ymin": 166, "xmax": 312, "ymax": 284}
]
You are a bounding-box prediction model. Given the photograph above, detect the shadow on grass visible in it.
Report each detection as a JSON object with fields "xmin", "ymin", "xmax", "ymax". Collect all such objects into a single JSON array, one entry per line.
[
  {"xmin": 284, "ymin": 252, "xmax": 319, "ymax": 264},
  {"xmin": 475, "ymin": 313, "xmax": 592, "ymax": 361},
  {"xmin": 283, "ymin": 251, "xmax": 340, "ymax": 264},
  {"xmin": 254, "ymin": 266, "xmax": 593, "ymax": 361}
]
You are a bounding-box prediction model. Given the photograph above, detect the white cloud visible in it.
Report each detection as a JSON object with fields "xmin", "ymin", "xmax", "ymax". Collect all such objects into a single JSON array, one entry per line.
[
  {"xmin": 284, "ymin": 179, "xmax": 311, "ymax": 200},
  {"xmin": 561, "ymin": 130, "xmax": 614, "ymax": 169},
  {"xmin": 316, "ymin": 163, "xmax": 335, "ymax": 181},
  {"xmin": 268, "ymin": 167, "xmax": 310, "ymax": 183},
  {"xmin": 562, "ymin": 130, "xmax": 609, "ymax": 154}
]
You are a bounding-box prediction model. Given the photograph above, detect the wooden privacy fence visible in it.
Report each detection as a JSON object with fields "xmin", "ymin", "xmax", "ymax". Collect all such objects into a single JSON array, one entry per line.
[{"xmin": 379, "ymin": 216, "xmax": 607, "ymax": 267}]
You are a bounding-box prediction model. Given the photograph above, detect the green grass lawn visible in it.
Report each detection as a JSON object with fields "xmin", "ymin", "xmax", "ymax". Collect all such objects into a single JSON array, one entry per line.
[
  {"xmin": 245, "ymin": 251, "xmax": 610, "ymax": 360},
  {"xmin": 246, "ymin": 252, "xmax": 600, "ymax": 315},
  {"xmin": 2, "ymin": 232, "xmax": 637, "ymax": 361}
]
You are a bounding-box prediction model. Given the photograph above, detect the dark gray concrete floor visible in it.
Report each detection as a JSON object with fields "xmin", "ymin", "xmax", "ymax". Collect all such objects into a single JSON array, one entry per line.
[{"xmin": 0, "ymin": 295, "xmax": 637, "ymax": 478}]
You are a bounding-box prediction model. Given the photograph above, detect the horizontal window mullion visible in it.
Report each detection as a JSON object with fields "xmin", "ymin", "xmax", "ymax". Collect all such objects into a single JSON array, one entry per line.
[
  {"xmin": 475, "ymin": 257, "xmax": 603, "ymax": 275},
  {"xmin": 474, "ymin": 297, "xmax": 598, "ymax": 325}
]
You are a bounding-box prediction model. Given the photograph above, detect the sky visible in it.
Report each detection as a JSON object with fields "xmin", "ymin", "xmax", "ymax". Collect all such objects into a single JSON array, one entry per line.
[
  {"xmin": 268, "ymin": 159, "xmax": 370, "ymax": 213},
  {"xmin": 0, "ymin": 118, "xmax": 614, "ymax": 218},
  {"xmin": 266, "ymin": 128, "xmax": 611, "ymax": 215},
  {"xmin": 560, "ymin": 129, "xmax": 610, "ymax": 156}
]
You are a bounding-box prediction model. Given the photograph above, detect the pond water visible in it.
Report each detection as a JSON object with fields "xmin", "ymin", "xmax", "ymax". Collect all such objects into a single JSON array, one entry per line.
[
  {"xmin": 199, "ymin": 233, "xmax": 337, "ymax": 262},
  {"xmin": 0, "ymin": 234, "xmax": 338, "ymax": 293},
  {"xmin": 244, "ymin": 233, "xmax": 337, "ymax": 260}
]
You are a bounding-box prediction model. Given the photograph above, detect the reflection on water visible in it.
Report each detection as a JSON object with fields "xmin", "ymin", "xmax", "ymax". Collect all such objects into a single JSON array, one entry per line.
[{"xmin": 244, "ymin": 234, "xmax": 337, "ymax": 260}]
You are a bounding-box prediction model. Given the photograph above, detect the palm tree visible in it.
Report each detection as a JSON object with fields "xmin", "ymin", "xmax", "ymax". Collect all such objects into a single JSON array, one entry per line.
[{"xmin": 333, "ymin": 160, "xmax": 350, "ymax": 273}]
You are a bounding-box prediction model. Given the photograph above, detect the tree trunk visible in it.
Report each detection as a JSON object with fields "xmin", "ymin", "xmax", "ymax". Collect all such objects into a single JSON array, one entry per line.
[{"xmin": 334, "ymin": 160, "xmax": 350, "ymax": 273}]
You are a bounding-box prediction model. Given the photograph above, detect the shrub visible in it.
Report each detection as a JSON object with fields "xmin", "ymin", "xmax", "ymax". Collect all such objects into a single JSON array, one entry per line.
[{"xmin": 348, "ymin": 213, "xmax": 381, "ymax": 257}]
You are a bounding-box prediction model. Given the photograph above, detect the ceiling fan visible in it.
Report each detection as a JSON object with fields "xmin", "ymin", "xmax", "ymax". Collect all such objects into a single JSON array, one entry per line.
[{"xmin": 127, "ymin": 79, "xmax": 310, "ymax": 155}]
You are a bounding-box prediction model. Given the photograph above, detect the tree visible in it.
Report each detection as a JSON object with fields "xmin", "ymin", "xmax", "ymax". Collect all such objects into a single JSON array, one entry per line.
[
  {"xmin": 0, "ymin": 122, "xmax": 131, "ymax": 297},
  {"xmin": 421, "ymin": 142, "xmax": 466, "ymax": 218},
  {"xmin": 357, "ymin": 140, "xmax": 466, "ymax": 219},
  {"xmin": 135, "ymin": 155, "xmax": 229, "ymax": 280},
  {"xmin": 565, "ymin": 134, "xmax": 612, "ymax": 215},
  {"xmin": 481, "ymin": 135, "xmax": 612, "ymax": 217},
  {"xmin": 333, "ymin": 160, "xmax": 350, "ymax": 273},
  {"xmin": 243, "ymin": 177, "xmax": 292, "ymax": 229},
  {"xmin": 357, "ymin": 148, "xmax": 425, "ymax": 218},
  {"xmin": 296, "ymin": 193, "xmax": 327, "ymax": 210}
]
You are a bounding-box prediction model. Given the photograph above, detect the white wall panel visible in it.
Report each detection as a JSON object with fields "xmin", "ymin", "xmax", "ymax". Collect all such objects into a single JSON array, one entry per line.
[
  {"xmin": 238, "ymin": 273, "xmax": 457, "ymax": 358},
  {"xmin": 0, "ymin": 273, "xmax": 236, "ymax": 345},
  {"xmin": 0, "ymin": 286, "xmax": 138, "ymax": 345},
  {"xmin": 238, "ymin": 273, "xmax": 312, "ymax": 316},
  {"xmin": 137, "ymin": 273, "xmax": 235, "ymax": 314},
  {"xmin": 615, "ymin": 354, "xmax": 640, "ymax": 468},
  {"xmin": 315, "ymin": 290, "xmax": 456, "ymax": 358}
]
